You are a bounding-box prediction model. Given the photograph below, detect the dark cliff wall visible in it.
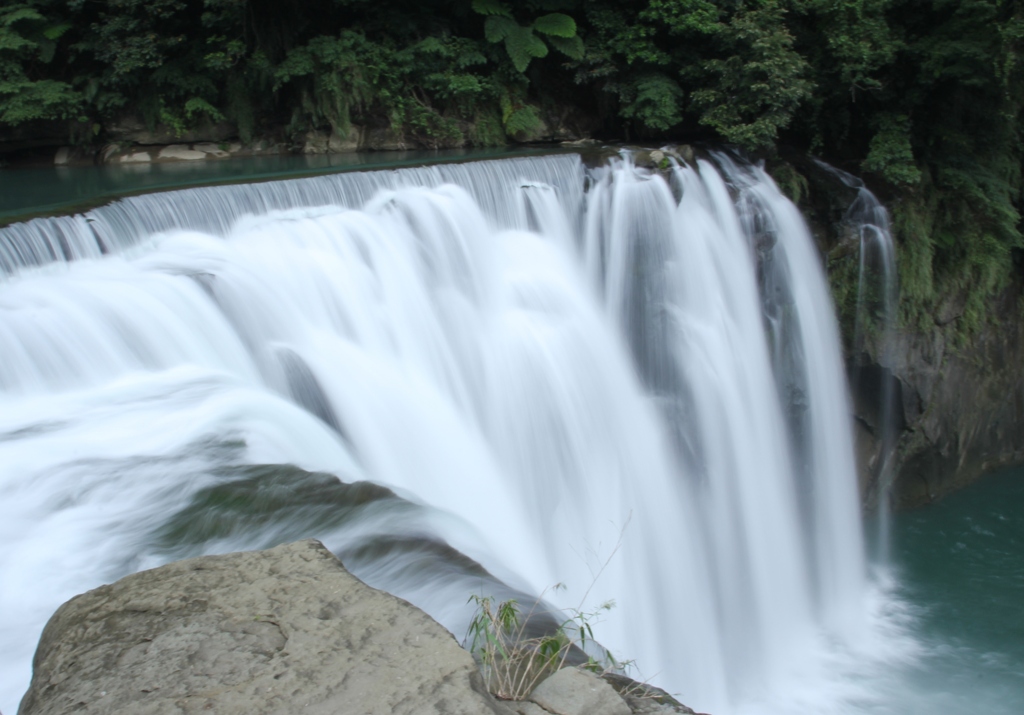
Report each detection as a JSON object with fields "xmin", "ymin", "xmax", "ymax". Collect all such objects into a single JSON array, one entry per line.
[
  {"xmin": 852, "ymin": 282, "xmax": 1024, "ymax": 508},
  {"xmin": 787, "ymin": 157, "xmax": 1024, "ymax": 509}
]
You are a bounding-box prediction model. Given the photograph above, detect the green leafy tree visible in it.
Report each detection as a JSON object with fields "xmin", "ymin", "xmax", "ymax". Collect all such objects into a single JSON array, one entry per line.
[
  {"xmin": 692, "ymin": 1, "xmax": 813, "ymax": 149},
  {"xmin": 617, "ymin": 73, "xmax": 684, "ymax": 131},
  {"xmin": 861, "ymin": 113, "xmax": 921, "ymax": 185},
  {"xmin": 472, "ymin": 0, "xmax": 584, "ymax": 72},
  {"xmin": 0, "ymin": 3, "xmax": 80, "ymax": 124}
]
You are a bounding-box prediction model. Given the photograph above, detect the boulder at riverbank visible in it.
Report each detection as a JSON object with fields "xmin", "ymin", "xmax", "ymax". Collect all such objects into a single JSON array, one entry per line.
[
  {"xmin": 18, "ymin": 540, "xmax": 512, "ymax": 715},
  {"xmin": 18, "ymin": 540, "xmax": 697, "ymax": 715}
]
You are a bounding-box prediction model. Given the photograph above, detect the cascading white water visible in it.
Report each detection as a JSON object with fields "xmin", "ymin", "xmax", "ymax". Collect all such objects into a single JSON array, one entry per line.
[
  {"xmin": 1, "ymin": 153, "xmax": 890, "ymax": 714},
  {"xmin": 717, "ymin": 156, "xmax": 868, "ymax": 627},
  {"xmin": 0, "ymin": 156, "xmax": 583, "ymax": 276},
  {"xmin": 813, "ymin": 160, "xmax": 900, "ymax": 552}
]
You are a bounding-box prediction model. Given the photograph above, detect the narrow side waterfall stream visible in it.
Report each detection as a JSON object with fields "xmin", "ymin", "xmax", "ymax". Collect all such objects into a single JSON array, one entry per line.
[{"xmin": 0, "ymin": 154, "xmax": 1014, "ymax": 714}]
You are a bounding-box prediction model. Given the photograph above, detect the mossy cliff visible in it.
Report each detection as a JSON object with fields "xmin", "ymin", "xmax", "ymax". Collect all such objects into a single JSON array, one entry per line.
[{"xmin": 776, "ymin": 156, "xmax": 1024, "ymax": 509}]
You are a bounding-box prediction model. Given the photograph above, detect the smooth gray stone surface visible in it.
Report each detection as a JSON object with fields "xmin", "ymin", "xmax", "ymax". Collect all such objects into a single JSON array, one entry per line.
[
  {"xmin": 528, "ymin": 667, "xmax": 631, "ymax": 715},
  {"xmin": 19, "ymin": 539, "xmax": 512, "ymax": 715}
]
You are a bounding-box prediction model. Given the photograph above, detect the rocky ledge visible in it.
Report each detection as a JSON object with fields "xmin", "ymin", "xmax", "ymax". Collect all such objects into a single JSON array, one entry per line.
[{"xmin": 18, "ymin": 540, "xmax": 699, "ymax": 715}]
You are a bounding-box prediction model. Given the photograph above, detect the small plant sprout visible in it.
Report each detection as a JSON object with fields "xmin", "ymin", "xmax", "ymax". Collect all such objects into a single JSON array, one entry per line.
[
  {"xmin": 465, "ymin": 517, "xmax": 634, "ymax": 700},
  {"xmin": 465, "ymin": 589, "xmax": 629, "ymax": 700}
]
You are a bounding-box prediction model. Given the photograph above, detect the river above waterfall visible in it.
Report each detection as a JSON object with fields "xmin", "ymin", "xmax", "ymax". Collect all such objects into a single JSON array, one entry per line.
[
  {"xmin": 0, "ymin": 147, "xmax": 570, "ymax": 224},
  {"xmin": 0, "ymin": 153, "xmax": 1020, "ymax": 715}
]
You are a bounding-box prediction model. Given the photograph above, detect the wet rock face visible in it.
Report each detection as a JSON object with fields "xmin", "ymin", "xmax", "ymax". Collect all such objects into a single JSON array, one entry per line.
[
  {"xmin": 851, "ymin": 283, "xmax": 1024, "ymax": 508},
  {"xmin": 893, "ymin": 300, "xmax": 1024, "ymax": 506},
  {"xmin": 18, "ymin": 540, "xmax": 513, "ymax": 715},
  {"xmin": 105, "ymin": 115, "xmax": 236, "ymax": 146}
]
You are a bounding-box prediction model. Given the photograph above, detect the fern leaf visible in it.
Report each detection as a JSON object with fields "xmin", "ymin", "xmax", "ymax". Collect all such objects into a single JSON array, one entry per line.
[
  {"xmin": 42, "ymin": 22, "xmax": 71, "ymax": 41},
  {"xmin": 504, "ymin": 26, "xmax": 547, "ymax": 72},
  {"xmin": 456, "ymin": 48, "xmax": 488, "ymax": 67},
  {"xmin": 1, "ymin": 8, "xmax": 45, "ymax": 28},
  {"xmin": 37, "ymin": 38, "xmax": 56, "ymax": 63},
  {"xmin": 484, "ymin": 15, "xmax": 517, "ymax": 43},
  {"xmin": 546, "ymin": 34, "xmax": 584, "ymax": 60},
  {"xmin": 184, "ymin": 97, "xmax": 226, "ymax": 122},
  {"xmin": 504, "ymin": 104, "xmax": 541, "ymax": 135},
  {"xmin": 472, "ymin": 0, "xmax": 511, "ymax": 18},
  {"xmin": 414, "ymin": 36, "xmax": 445, "ymax": 54},
  {"xmin": 532, "ymin": 13, "xmax": 576, "ymax": 38}
]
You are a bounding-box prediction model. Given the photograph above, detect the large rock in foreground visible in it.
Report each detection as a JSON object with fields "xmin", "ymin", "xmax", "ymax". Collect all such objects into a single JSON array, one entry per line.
[{"xmin": 18, "ymin": 540, "xmax": 512, "ymax": 715}]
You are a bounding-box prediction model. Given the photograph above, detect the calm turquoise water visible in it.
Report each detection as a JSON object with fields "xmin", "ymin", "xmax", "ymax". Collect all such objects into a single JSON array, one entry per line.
[
  {"xmin": 0, "ymin": 147, "xmax": 565, "ymax": 222},
  {"xmin": 882, "ymin": 466, "xmax": 1024, "ymax": 712}
]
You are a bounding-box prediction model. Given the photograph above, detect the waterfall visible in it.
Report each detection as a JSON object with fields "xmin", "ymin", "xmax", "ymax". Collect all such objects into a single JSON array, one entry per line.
[
  {"xmin": 0, "ymin": 156, "xmax": 583, "ymax": 277},
  {"xmin": 0, "ymin": 153, "xmax": 876, "ymax": 714},
  {"xmin": 813, "ymin": 159, "xmax": 900, "ymax": 552}
]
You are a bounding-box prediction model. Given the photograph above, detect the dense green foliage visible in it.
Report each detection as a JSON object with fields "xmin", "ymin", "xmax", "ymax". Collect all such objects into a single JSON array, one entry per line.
[{"xmin": 1, "ymin": 0, "xmax": 1023, "ymax": 329}]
